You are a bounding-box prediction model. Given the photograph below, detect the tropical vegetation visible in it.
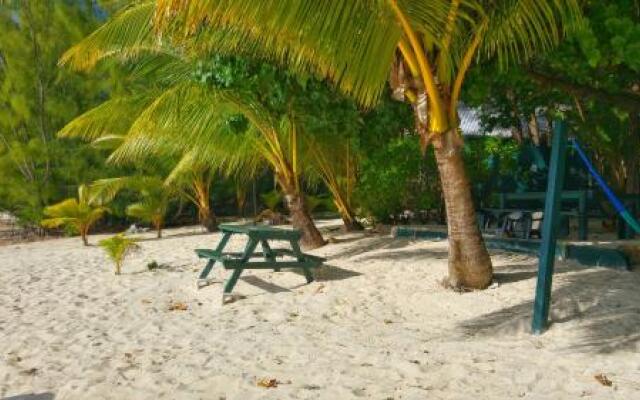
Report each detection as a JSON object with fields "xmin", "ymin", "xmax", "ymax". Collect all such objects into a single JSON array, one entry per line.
[
  {"xmin": 59, "ymin": 0, "xmax": 583, "ymax": 288},
  {"xmin": 1, "ymin": 1, "xmax": 636, "ymax": 291},
  {"xmin": 40, "ymin": 184, "xmax": 109, "ymax": 245}
]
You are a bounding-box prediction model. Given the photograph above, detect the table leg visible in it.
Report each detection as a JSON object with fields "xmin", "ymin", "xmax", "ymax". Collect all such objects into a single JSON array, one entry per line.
[
  {"xmin": 224, "ymin": 268, "xmax": 244, "ymax": 294},
  {"xmin": 198, "ymin": 232, "xmax": 232, "ymax": 283},
  {"xmin": 260, "ymin": 239, "xmax": 278, "ymax": 271},
  {"xmin": 222, "ymin": 238, "xmax": 258, "ymax": 297},
  {"xmin": 198, "ymin": 259, "xmax": 216, "ymax": 281},
  {"xmin": 302, "ymin": 266, "xmax": 314, "ymax": 284},
  {"xmin": 290, "ymin": 239, "xmax": 314, "ymax": 283},
  {"xmin": 289, "ymin": 239, "xmax": 305, "ymax": 261}
]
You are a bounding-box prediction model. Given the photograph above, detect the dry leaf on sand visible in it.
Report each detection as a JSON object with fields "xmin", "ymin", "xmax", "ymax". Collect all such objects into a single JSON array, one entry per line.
[
  {"xmin": 257, "ymin": 378, "xmax": 278, "ymax": 388},
  {"xmin": 168, "ymin": 301, "xmax": 188, "ymax": 311},
  {"xmin": 594, "ymin": 373, "xmax": 613, "ymax": 387}
]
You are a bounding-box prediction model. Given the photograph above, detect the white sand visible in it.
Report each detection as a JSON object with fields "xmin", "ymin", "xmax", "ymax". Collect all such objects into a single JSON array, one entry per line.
[{"xmin": 1, "ymin": 222, "xmax": 639, "ymax": 399}]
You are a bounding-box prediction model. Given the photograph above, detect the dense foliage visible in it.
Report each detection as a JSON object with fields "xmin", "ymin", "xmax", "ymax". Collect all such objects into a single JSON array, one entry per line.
[
  {"xmin": 0, "ymin": 0, "xmax": 635, "ymax": 255},
  {"xmin": 356, "ymin": 136, "xmax": 440, "ymax": 221},
  {"xmin": 0, "ymin": 1, "xmax": 124, "ymax": 224},
  {"xmin": 465, "ymin": 0, "xmax": 640, "ymax": 195}
]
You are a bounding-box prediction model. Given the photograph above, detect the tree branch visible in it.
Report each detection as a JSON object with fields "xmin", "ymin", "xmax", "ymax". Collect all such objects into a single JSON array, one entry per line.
[{"xmin": 528, "ymin": 70, "xmax": 640, "ymax": 112}]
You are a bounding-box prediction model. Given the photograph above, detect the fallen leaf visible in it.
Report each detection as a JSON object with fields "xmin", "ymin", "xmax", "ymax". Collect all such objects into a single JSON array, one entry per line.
[
  {"xmin": 19, "ymin": 368, "xmax": 37, "ymax": 376},
  {"xmin": 7, "ymin": 355, "xmax": 22, "ymax": 364},
  {"xmin": 257, "ymin": 378, "xmax": 278, "ymax": 388},
  {"xmin": 314, "ymin": 284, "xmax": 325, "ymax": 294},
  {"xmin": 141, "ymin": 299, "xmax": 152, "ymax": 304},
  {"xmin": 594, "ymin": 373, "xmax": 612, "ymax": 387},
  {"xmin": 168, "ymin": 302, "xmax": 188, "ymax": 311},
  {"xmin": 384, "ymin": 319, "xmax": 393, "ymax": 324}
]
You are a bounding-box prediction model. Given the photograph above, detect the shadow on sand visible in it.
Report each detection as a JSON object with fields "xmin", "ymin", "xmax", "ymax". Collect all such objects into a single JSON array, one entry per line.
[
  {"xmin": 325, "ymin": 236, "xmax": 421, "ymax": 260},
  {"xmin": 2, "ymin": 394, "xmax": 55, "ymax": 400},
  {"xmin": 133, "ymin": 229, "xmax": 212, "ymax": 243},
  {"xmin": 241, "ymin": 275, "xmax": 291, "ymax": 293},
  {"xmin": 457, "ymin": 265, "xmax": 640, "ymax": 353}
]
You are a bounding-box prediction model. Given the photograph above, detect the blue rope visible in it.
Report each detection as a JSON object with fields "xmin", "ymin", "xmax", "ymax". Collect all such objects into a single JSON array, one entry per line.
[{"xmin": 571, "ymin": 138, "xmax": 640, "ymax": 233}]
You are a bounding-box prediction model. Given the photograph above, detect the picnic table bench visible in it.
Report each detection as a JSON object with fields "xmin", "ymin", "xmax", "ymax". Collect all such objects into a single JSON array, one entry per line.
[{"xmin": 195, "ymin": 223, "xmax": 325, "ymax": 299}]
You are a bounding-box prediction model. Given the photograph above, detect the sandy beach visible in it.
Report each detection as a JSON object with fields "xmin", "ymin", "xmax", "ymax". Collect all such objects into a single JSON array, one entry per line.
[{"xmin": 1, "ymin": 222, "xmax": 639, "ymax": 399}]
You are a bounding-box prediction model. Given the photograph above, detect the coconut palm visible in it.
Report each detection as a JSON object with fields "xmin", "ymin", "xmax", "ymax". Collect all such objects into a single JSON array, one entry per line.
[
  {"xmin": 61, "ymin": 1, "xmax": 582, "ymax": 287},
  {"xmin": 60, "ymin": 52, "xmax": 331, "ymax": 248},
  {"xmin": 166, "ymin": 158, "xmax": 218, "ymax": 232},
  {"xmin": 56, "ymin": 60, "xmax": 224, "ymax": 232},
  {"xmin": 41, "ymin": 184, "xmax": 109, "ymax": 245},
  {"xmin": 90, "ymin": 175, "xmax": 176, "ymax": 238},
  {"xmin": 155, "ymin": 0, "xmax": 582, "ymax": 289},
  {"xmin": 110, "ymin": 85, "xmax": 327, "ymax": 247},
  {"xmin": 305, "ymin": 131, "xmax": 362, "ymax": 231}
]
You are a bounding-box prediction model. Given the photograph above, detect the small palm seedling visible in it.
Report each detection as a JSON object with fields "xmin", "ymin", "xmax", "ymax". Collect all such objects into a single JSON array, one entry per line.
[{"xmin": 98, "ymin": 234, "xmax": 140, "ymax": 275}]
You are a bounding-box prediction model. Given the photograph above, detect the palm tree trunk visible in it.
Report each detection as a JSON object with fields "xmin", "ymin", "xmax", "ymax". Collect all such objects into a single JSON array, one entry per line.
[
  {"xmin": 333, "ymin": 197, "xmax": 363, "ymax": 231},
  {"xmin": 199, "ymin": 206, "xmax": 218, "ymax": 232},
  {"xmin": 341, "ymin": 215, "xmax": 364, "ymax": 231},
  {"xmin": 193, "ymin": 175, "xmax": 217, "ymax": 231},
  {"xmin": 81, "ymin": 227, "xmax": 89, "ymax": 246},
  {"xmin": 433, "ymin": 129, "xmax": 493, "ymax": 289},
  {"xmin": 282, "ymin": 189, "xmax": 325, "ymax": 249},
  {"xmin": 274, "ymin": 159, "xmax": 325, "ymax": 247},
  {"xmin": 236, "ymin": 185, "xmax": 247, "ymax": 217},
  {"xmin": 154, "ymin": 219, "xmax": 163, "ymax": 239}
]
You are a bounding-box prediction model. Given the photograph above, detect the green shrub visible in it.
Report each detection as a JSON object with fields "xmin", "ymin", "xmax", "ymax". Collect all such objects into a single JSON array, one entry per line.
[{"xmin": 355, "ymin": 136, "xmax": 440, "ymax": 221}]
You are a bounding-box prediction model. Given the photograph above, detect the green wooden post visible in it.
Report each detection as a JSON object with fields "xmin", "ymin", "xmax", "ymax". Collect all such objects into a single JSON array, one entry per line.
[
  {"xmin": 578, "ymin": 191, "xmax": 588, "ymax": 240},
  {"xmin": 532, "ymin": 120, "xmax": 569, "ymax": 334}
]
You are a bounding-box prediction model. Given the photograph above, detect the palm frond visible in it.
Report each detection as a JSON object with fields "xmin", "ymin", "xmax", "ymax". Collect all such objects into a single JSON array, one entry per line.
[
  {"xmin": 60, "ymin": 1, "xmax": 161, "ymax": 70},
  {"xmin": 152, "ymin": 0, "xmax": 406, "ymax": 107},
  {"xmin": 40, "ymin": 216, "xmax": 77, "ymax": 229},
  {"xmin": 58, "ymin": 94, "xmax": 157, "ymax": 141},
  {"xmin": 126, "ymin": 197, "xmax": 168, "ymax": 222},
  {"xmin": 90, "ymin": 175, "xmax": 167, "ymax": 204},
  {"xmin": 481, "ymin": 0, "xmax": 582, "ymax": 66}
]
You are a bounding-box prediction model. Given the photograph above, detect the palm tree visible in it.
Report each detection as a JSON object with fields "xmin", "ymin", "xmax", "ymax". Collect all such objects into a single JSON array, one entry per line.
[
  {"xmin": 90, "ymin": 176, "xmax": 176, "ymax": 238},
  {"xmin": 170, "ymin": 163, "xmax": 218, "ymax": 232},
  {"xmin": 41, "ymin": 184, "xmax": 109, "ymax": 245},
  {"xmin": 61, "ymin": 1, "xmax": 581, "ymax": 287},
  {"xmin": 60, "ymin": 52, "xmax": 326, "ymax": 247},
  {"xmin": 110, "ymin": 86, "xmax": 327, "ymax": 247},
  {"xmin": 155, "ymin": 0, "xmax": 582, "ymax": 289},
  {"xmin": 56, "ymin": 73, "xmax": 224, "ymax": 233},
  {"xmin": 305, "ymin": 130, "xmax": 362, "ymax": 231}
]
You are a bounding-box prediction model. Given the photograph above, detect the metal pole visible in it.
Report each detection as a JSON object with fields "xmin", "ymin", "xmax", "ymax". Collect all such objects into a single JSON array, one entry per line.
[{"xmin": 532, "ymin": 120, "xmax": 568, "ymax": 335}]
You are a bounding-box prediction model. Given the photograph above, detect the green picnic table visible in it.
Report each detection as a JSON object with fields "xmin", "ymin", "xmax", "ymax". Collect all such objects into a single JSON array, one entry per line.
[{"xmin": 195, "ymin": 223, "xmax": 325, "ymax": 298}]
